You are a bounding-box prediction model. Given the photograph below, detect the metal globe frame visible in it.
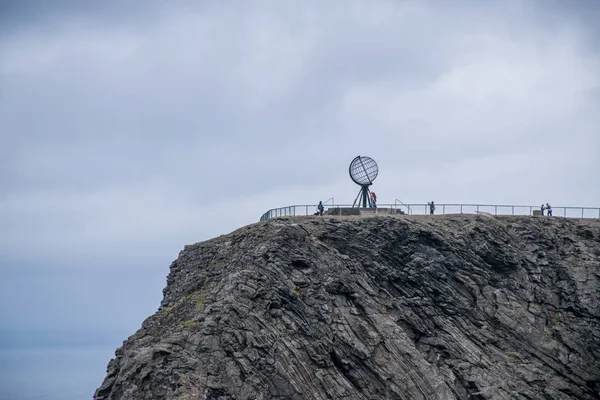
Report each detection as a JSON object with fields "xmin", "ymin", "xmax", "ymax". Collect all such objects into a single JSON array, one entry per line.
[{"xmin": 349, "ymin": 156, "xmax": 379, "ymax": 208}]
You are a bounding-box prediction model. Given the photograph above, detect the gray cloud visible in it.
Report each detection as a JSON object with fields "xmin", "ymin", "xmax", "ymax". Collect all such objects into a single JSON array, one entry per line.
[{"xmin": 0, "ymin": 0, "xmax": 599, "ymax": 346}]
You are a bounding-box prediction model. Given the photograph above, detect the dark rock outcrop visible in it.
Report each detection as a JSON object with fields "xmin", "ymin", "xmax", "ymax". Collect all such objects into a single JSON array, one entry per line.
[{"xmin": 95, "ymin": 215, "xmax": 600, "ymax": 399}]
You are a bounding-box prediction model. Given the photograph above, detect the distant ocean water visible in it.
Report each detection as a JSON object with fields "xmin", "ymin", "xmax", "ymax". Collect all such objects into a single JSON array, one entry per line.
[{"xmin": 0, "ymin": 346, "xmax": 114, "ymax": 400}]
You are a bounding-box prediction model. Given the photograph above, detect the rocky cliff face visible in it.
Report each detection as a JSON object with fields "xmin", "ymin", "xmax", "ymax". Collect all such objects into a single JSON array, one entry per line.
[{"xmin": 95, "ymin": 215, "xmax": 600, "ymax": 400}]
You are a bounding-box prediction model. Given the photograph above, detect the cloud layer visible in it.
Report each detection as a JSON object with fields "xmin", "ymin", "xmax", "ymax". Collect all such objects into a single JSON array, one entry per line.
[{"xmin": 1, "ymin": 0, "xmax": 598, "ymax": 342}]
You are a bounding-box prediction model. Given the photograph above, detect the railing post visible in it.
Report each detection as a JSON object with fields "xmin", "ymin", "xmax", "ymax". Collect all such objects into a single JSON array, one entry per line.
[
  {"xmin": 495, "ymin": 205, "xmax": 497, "ymax": 215},
  {"xmin": 582, "ymin": 208, "xmax": 584, "ymax": 218},
  {"xmin": 443, "ymin": 204, "xmax": 445, "ymax": 215},
  {"xmin": 512, "ymin": 206, "xmax": 514, "ymax": 215},
  {"xmin": 461, "ymin": 204, "xmax": 463, "ymax": 214},
  {"xmin": 564, "ymin": 208, "xmax": 566, "ymax": 217},
  {"xmin": 529, "ymin": 206, "xmax": 532, "ymax": 215}
]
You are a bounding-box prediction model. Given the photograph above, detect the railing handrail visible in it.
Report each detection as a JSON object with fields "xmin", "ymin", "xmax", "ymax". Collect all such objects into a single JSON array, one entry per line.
[
  {"xmin": 264, "ymin": 203, "xmax": 600, "ymax": 209},
  {"xmin": 394, "ymin": 199, "xmax": 412, "ymax": 215},
  {"xmin": 259, "ymin": 203, "xmax": 600, "ymax": 221}
]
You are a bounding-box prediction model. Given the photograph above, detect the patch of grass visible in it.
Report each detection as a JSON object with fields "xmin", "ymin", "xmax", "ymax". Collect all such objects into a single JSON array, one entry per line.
[
  {"xmin": 507, "ymin": 351, "xmax": 519, "ymax": 359},
  {"xmin": 188, "ymin": 284, "xmax": 211, "ymax": 308},
  {"xmin": 551, "ymin": 313, "xmax": 558, "ymax": 325},
  {"xmin": 159, "ymin": 280, "xmax": 212, "ymax": 316},
  {"xmin": 292, "ymin": 287, "xmax": 302, "ymax": 296},
  {"xmin": 182, "ymin": 320, "xmax": 198, "ymax": 328}
]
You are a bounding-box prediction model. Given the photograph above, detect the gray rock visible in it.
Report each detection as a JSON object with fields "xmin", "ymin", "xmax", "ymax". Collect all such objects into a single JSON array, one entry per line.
[{"xmin": 95, "ymin": 214, "xmax": 600, "ymax": 400}]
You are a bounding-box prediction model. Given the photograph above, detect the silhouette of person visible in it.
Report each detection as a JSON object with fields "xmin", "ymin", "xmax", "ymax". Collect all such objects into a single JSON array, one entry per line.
[
  {"xmin": 541, "ymin": 204, "xmax": 545, "ymax": 216},
  {"xmin": 317, "ymin": 201, "xmax": 324, "ymax": 216},
  {"xmin": 429, "ymin": 201, "xmax": 435, "ymax": 215},
  {"xmin": 546, "ymin": 203, "xmax": 552, "ymax": 216}
]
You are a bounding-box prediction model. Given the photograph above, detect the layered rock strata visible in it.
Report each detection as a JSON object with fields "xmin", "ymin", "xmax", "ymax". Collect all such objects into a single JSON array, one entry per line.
[{"xmin": 95, "ymin": 215, "xmax": 600, "ymax": 400}]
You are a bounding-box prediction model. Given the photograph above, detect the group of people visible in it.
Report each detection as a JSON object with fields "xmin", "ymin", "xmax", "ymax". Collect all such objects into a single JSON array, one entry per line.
[
  {"xmin": 541, "ymin": 203, "xmax": 553, "ymax": 216},
  {"xmin": 314, "ymin": 199, "xmax": 554, "ymax": 217}
]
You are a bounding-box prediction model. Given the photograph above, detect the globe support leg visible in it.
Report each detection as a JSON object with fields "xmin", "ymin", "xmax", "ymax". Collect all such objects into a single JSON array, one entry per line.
[{"xmin": 353, "ymin": 185, "xmax": 372, "ymax": 208}]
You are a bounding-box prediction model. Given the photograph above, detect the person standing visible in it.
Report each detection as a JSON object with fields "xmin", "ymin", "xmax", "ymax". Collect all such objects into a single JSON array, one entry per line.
[
  {"xmin": 546, "ymin": 203, "xmax": 552, "ymax": 216},
  {"xmin": 317, "ymin": 201, "xmax": 324, "ymax": 216},
  {"xmin": 429, "ymin": 201, "xmax": 435, "ymax": 215},
  {"xmin": 370, "ymin": 192, "xmax": 377, "ymax": 208},
  {"xmin": 541, "ymin": 204, "xmax": 546, "ymax": 216}
]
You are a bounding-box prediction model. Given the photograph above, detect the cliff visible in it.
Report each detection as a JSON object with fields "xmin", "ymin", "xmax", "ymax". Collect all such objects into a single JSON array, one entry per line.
[{"xmin": 95, "ymin": 214, "xmax": 600, "ymax": 400}]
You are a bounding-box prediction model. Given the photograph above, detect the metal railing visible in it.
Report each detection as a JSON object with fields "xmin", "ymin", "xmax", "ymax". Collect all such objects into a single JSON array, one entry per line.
[
  {"xmin": 260, "ymin": 203, "xmax": 600, "ymax": 221},
  {"xmin": 394, "ymin": 199, "xmax": 412, "ymax": 215}
]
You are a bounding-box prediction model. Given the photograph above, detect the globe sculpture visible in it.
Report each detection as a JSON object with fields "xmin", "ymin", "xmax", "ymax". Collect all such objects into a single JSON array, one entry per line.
[{"xmin": 349, "ymin": 156, "xmax": 379, "ymax": 207}]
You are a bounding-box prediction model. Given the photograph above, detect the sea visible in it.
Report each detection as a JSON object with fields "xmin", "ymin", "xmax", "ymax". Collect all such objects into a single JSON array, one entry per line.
[{"xmin": 0, "ymin": 346, "xmax": 114, "ymax": 400}]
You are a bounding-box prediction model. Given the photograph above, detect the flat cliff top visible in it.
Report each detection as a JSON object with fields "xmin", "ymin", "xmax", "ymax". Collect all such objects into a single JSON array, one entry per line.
[{"xmin": 96, "ymin": 214, "xmax": 600, "ymax": 400}]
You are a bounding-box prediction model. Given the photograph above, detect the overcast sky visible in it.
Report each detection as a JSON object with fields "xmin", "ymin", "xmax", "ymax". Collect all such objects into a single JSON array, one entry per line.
[{"xmin": 0, "ymin": 0, "xmax": 599, "ymax": 358}]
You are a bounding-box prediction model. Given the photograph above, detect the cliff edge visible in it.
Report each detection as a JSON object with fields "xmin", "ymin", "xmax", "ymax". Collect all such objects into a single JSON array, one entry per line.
[{"xmin": 95, "ymin": 215, "xmax": 600, "ymax": 400}]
